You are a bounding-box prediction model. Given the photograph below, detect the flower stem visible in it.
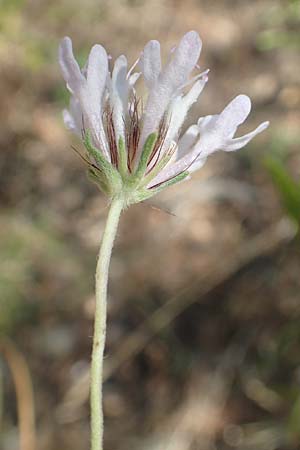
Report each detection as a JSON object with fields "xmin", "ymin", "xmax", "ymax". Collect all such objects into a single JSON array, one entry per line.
[{"xmin": 90, "ymin": 196, "xmax": 124, "ymax": 450}]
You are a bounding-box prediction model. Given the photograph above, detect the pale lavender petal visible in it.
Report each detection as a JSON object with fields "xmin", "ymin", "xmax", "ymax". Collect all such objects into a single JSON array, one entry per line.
[
  {"xmin": 59, "ymin": 37, "xmax": 110, "ymax": 158},
  {"xmin": 195, "ymin": 95, "xmax": 252, "ymax": 155},
  {"xmin": 197, "ymin": 114, "xmax": 217, "ymax": 132},
  {"xmin": 112, "ymin": 56, "xmax": 128, "ymax": 105},
  {"xmin": 148, "ymin": 79, "xmax": 206, "ymax": 172},
  {"xmin": 187, "ymin": 120, "xmax": 269, "ymax": 170},
  {"xmin": 86, "ymin": 44, "xmax": 109, "ymax": 153},
  {"xmin": 139, "ymin": 40, "xmax": 161, "ymax": 88},
  {"xmin": 110, "ymin": 55, "xmax": 129, "ymax": 140},
  {"xmin": 59, "ymin": 37, "xmax": 86, "ymax": 95},
  {"xmin": 86, "ymin": 44, "xmax": 108, "ymax": 115},
  {"xmin": 211, "ymin": 95, "xmax": 251, "ymax": 139},
  {"xmin": 177, "ymin": 124, "xmax": 199, "ymax": 159},
  {"xmin": 222, "ymin": 121, "xmax": 270, "ymax": 151},
  {"xmin": 140, "ymin": 31, "xmax": 202, "ymax": 149},
  {"xmin": 128, "ymin": 72, "xmax": 141, "ymax": 87},
  {"xmin": 127, "ymin": 57, "xmax": 139, "ymax": 77},
  {"xmin": 147, "ymin": 157, "xmax": 187, "ymax": 188},
  {"xmin": 150, "ymin": 95, "xmax": 267, "ymax": 184},
  {"xmin": 165, "ymin": 76, "xmax": 208, "ymax": 146},
  {"xmin": 188, "ymin": 155, "xmax": 207, "ymax": 173},
  {"xmin": 164, "ymin": 31, "xmax": 202, "ymax": 88},
  {"xmin": 63, "ymin": 97, "xmax": 83, "ymax": 135},
  {"xmin": 126, "ymin": 59, "xmax": 141, "ymax": 92},
  {"xmin": 63, "ymin": 109, "xmax": 77, "ymax": 132},
  {"xmin": 178, "ymin": 69, "xmax": 209, "ymax": 91}
]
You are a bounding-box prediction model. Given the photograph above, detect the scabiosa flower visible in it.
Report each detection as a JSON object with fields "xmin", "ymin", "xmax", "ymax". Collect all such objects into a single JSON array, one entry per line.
[
  {"xmin": 59, "ymin": 31, "xmax": 269, "ymax": 207},
  {"xmin": 58, "ymin": 31, "xmax": 270, "ymax": 450}
]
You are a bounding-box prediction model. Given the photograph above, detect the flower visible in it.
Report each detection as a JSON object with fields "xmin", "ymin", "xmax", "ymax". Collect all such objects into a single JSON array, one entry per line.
[{"xmin": 59, "ymin": 31, "xmax": 269, "ymax": 206}]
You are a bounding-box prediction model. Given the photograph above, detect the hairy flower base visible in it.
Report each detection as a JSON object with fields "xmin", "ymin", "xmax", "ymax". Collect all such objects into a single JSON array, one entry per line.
[{"xmin": 84, "ymin": 130, "xmax": 188, "ymax": 207}]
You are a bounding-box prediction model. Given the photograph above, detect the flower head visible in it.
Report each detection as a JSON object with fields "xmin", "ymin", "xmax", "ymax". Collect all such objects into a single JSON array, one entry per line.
[{"xmin": 59, "ymin": 32, "xmax": 269, "ymax": 206}]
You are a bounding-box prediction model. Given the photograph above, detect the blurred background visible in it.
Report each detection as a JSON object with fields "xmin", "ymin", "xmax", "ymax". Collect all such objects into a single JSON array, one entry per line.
[{"xmin": 0, "ymin": 0, "xmax": 300, "ymax": 449}]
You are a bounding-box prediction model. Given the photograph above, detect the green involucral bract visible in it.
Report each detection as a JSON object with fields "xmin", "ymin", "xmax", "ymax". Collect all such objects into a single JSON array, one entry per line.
[
  {"xmin": 83, "ymin": 131, "xmax": 188, "ymax": 207},
  {"xmin": 117, "ymin": 137, "xmax": 128, "ymax": 178},
  {"xmin": 134, "ymin": 133, "xmax": 157, "ymax": 180},
  {"xmin": 84, "ymin": 131, "xmax": 122, "ymax": 197}
]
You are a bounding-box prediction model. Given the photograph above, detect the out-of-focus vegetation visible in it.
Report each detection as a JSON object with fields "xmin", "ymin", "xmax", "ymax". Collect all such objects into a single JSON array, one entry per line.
[
  {"xmin": 266, "ymin": 155, "xmax": 300, "ymax": 228},
  {"xmin": 0, "ymin": 0, "xmax": 300, "ymax": 449},
  {"xmin": 0, "ymin": 216, "xmax": 81, "ymax": 334},
  {"xmin": 257, "ymin": 0, "xmax": 300, "ymax": 50}
]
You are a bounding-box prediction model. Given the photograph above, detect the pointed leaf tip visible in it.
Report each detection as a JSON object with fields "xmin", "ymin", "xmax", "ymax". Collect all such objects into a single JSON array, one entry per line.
[{"xmin": 135, "ymin": 132, "xmax": 157, "ymax": 179}]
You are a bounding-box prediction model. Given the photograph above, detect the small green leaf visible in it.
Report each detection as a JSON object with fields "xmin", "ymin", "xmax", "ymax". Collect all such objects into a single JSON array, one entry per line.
[
  {"xmin": 87, "ymin": 168, "xmax": 110, "ymax": 194},
  {"xmin": 288, "ymin": 395, "xmax": 300, "ymax": 441},
  {"xmin": 117, "ymin": 137, "xmax": 128, "ymax": 178},
  {"xmin": 134, "ymin": 133, "xmax": 157, "ymax": 180},
  {"xmin": 150, "ymin": 171, "xmax": 189, "ymax": 194},
  {"xmin": 141, "ymin": 151, "xmax": 174, "ymax": 188},
  {"xmin": 84, "ymin": 131, "xmax": 122, "ymax": 194},
  {"xmin": 265, "ymin": 156, "xmax": 300, "ymax": 224},
  {"xmin": 84, "ymin": 131, "xmax": 113, "ymax": 173}
]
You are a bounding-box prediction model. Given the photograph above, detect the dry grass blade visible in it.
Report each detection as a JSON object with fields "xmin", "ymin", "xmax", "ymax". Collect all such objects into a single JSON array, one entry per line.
[{"xmin": 0, "ymin": 338, "xmax": 36, "ymax": 450}]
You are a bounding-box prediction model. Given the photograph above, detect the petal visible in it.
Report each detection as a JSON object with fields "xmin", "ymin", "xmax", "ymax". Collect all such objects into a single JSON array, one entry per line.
[
  {"xmin": 63, "ymin": 97, "xmax": 83, "ymax": 135},
  {"xmin": 177, "ymin": 124, "xmax": 199, "ymax": 159},
  {"xmin": 126, "ymin": 58, "xmax": 141, "ymax": 90},
  {"xmin": 59, "ymin": 37, "xmax": 86, "ymax": 95},
  {"xmin": 59, "ymin": 37, "xmax": 110, "ymax": 158},
  {"xmin": 70, "ymin": 97, "xmax": 83, "ymax": 132},
  {"xmin": 164, "ymin": 31, "xmax": 202, "ymax": 89},
  {"xmin": 110, "ymin": 55, "xmax": 129, "ymax": 140},
  {"xmin": 222, "ymin": 121, "xmax": 270, "ymax": 151},
  {"xmin": 140, "ymin": 31, "xmax": 202, "ymax": 149},
  {"xmin": 188, "ymin": 155, "xmax": 207, "ymax": 173},
  {"xmin": 146, "ymin": 157, "xmax": 186, "ymax": 188},
  {"xmin": 86, "ymin": 44, "xmax": 110, "ymax": 153},
  {"xmin": 197, "ymin": 114, "xmax": 217, "ymax": 132},
  {"xmin": 178, "ymin": 68, "xmax": 209, "ymax": 91},
  {"xmin": 63, "ymin": 109, "xmax": 76, "ymax": 131},
  {"xmin": 214, "ymin": 94, "xmax": 251, "ymax": 139},
  {"xmin": 128, "ymin": 72, "xmax": 141, "ymax": 87},
  {"xmin": 112, "ymin": 55, "xmax": 128, "ymax": 106},
  {"xmin": 195, "ymin": 95, "xmax": 252, "ymax": 155},
  {"xmin": 139, "ymin": 40, "xmax": 161, "ymax": 88},
  {"xmin": 150, "ymin": 96, "xmax": 268, "ymax": 184},
  {"xmin": 165, "ymin": 75, "xmax": 207, "ymax": 146},
  {"xmin": 86, "ymin": 44, "xmax": 108, "ymax": 118}
]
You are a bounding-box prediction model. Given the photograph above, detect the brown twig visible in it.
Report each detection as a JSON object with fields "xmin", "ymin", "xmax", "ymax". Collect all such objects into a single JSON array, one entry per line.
[{"xmin": 0, "ymin": 338, "xmax": 36, "ymax": 450}]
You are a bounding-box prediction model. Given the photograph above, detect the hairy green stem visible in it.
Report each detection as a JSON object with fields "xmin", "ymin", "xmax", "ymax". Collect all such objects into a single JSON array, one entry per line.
[{"xmin": 90, "ymin": 196, "xmax": 124, "ymax": 450}]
